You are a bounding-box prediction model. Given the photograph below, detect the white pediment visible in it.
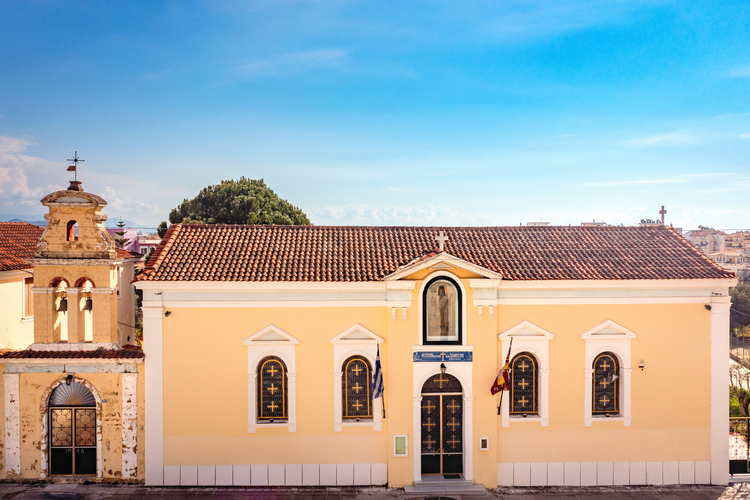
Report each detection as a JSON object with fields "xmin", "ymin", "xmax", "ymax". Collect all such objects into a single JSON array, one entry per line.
[
  {"xmin": 330, "ymin": 323, "xmax": 384, "ymax": 344},
  {"xmin": 385, "ymin": 252, "xmax": 502, "ymax": 281},
  {"xmin": 244, "ymin": 325, "xmax": 300, "ymax": 345},
  {"xmin": 498, "ymin": 320, "xmax": 554, "ymax": 340},
  {"xmin": 580, "ymin": 320, "xmax": 636, "ymax": 339}
]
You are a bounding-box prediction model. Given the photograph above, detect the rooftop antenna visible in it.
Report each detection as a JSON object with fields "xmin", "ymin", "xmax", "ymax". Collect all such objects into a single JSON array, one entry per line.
[{"xmin": 66, "ymin": 151, "xmax": 85, "ymax": 191}]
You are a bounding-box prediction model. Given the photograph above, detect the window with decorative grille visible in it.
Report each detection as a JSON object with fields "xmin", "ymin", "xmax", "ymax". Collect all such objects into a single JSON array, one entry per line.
[
  {"xmin": 510, "ymin": 352, "xmax": 538, "ymax": 416},
  {"xmin": 592, "ymin": 352, "xmax": 620, "ymax": 415},
  {"xmin": 342, "ymin": 355, "xmax": 372, "ymax": 420},
  {"xmin": 257, "ymin": 356, "xmax": 288, "ymax": 421}
]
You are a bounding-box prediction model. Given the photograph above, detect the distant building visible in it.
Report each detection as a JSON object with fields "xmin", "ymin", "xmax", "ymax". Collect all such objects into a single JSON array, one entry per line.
[
  {"xmin": 684, "ymin": 228, "xmax": 726, "ymax": 255},
  {"xmin": 525, "ymin": 222, "xmax": 549, "ymax": 227},
  {"xmin": 580, "ymin": 220, "xmax": 607, "ymax": 227}
]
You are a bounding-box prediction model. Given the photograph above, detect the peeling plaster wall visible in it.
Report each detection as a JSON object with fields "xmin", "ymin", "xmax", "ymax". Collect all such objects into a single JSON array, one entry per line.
[{"xmin": 10, "ymin": 371, "xmax": 138, "ymax": 480}]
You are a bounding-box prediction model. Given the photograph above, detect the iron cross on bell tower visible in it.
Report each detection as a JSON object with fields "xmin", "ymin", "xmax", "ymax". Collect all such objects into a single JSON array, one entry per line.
[{"xmin": 66, "ymin": 151, "xmax": 85, "ymax": 191}]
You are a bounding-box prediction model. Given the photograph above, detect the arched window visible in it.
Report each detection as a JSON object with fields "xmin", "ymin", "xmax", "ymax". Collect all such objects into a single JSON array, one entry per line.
[
  {"xmin": 49, "ymin": 381, "xmax": 96, "ymax": 475},
  {"xmin": 423, "ymin": 276, "xmax": 461, "ymax": 344},
  {"xmin": 593, "ymin": 352, "xmax": 620, "ymax": 416},
  {"xmin": 342, "ymin": 355, "xmax": 372, "ymax": 420},
  {"xmin": 510, "ymin": 352, "xmax": 538, "ymax": 416},
  {"xmin": 66, "ymin": 220, "xmax": 78, "ymax": 242},
  {"xmin": 257, "ymin": 356, "xmax": 288, "ymax": 422}
]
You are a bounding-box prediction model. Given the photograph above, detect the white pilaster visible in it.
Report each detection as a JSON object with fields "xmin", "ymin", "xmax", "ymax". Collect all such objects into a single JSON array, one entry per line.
[
  {"xmin": 288, "ymin": 372, "xmax": 298, "ymax": 433},
  {"xmin": 143, "ymin": 303, "xmax": 164, "ymax": 485},
  {"xmin": 412, "ymin": 396, "xmax": 421, "ymax": 484},
  {"xmin": 121, "ymin": 372, "xmax": 138, "ymax": 478},
  {"xmin": 583, "ymin": 368, "xmax": 593, "ymax": 426},
  {"xmin": 66, "ymin": 288, "xmax": 79, "ymax": 342},
  {"xmin": 333, "ymin": 371, "xmax": 343, "ymax": 432},
  {"xmin": 4, "ymin": 373, "xmax": 20, "ymax": 476},
  {"xmin": 710, "ymin": 296, "xmax": 731, "ymax": 485},
  {"xmin": 464, "ymin": 396, "xmax": 474, "ymax": 481}
]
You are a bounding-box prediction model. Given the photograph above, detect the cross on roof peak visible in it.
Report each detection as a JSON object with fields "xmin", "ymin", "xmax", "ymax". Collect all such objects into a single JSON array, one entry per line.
[{"xmin": 435, "ymin": 230, "xmax": 448, "ymax": 252}]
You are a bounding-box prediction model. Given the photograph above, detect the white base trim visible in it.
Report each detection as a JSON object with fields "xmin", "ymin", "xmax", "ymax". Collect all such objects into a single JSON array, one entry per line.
[
  {"xmin": 498, "ymin": 461, "xmax": 712, "ymax": 486},
  {"xmin": 163, "ymin": 463, "xmax": 387, "ymax": 486}
]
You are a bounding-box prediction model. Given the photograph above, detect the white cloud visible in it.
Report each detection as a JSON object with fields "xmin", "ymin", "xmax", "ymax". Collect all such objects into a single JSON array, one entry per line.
[
  {"xmin": 305, "ymin": 204, "xmax": 494, "ymax": 226},
  {"xmin": 0, "ymin": 136, "xmax": 169, "ymax": 226},
  {"xmin": 741, "ymin": 133, "xmax": 750, "ymax": 139},
  {"xmin": 0, "ymin": 136, "xmax": 34, "ymax": 154},
  {"xmin": 238, "ymin": 49, "xmax": 350, "ymax": 78}
]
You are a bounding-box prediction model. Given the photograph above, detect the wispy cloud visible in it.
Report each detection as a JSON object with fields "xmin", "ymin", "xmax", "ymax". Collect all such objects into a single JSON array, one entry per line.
[
  {"xmin": 621, "ymin": 131, "xmax": 698, "ymax": 146},
  {"xmin": 305, "ymin": 204, "xmax": 494, "ymax": 226},
  {"xmin": 578, "ymin": 179, "xmax": 687, "ymax": 187},
  {"xmin": 729, "ymin": 65, "xmax": 750, "ymax": 78},
  {"xmin": 741, "ymin": 133, "xmax": 750, "ymax": 139},
  {"xmin": 237, "ymin": 49, "xmax": 350, "ymax": 78}
]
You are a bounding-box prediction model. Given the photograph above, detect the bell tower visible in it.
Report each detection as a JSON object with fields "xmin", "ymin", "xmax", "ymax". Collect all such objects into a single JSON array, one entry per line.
[{"xmin": 31, "ymin": 179, "xmax": 120, "ymax": 345}]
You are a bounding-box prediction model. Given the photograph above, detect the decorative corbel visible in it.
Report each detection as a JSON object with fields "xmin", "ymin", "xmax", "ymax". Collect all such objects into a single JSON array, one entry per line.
[
  {"xmin": 391, "ymin": 307, "xmax": 396, "ymax": 321},
  {"xmin": 402, "ymin": 307, "xmax": 407, "ymax": 321},
  {"xmin": 489, "ymin": 305, "xmax": 494, "ymax": 319},
  {"xmin": 478, "ymin": 305, "xmax": 483, "ymax": 319}
]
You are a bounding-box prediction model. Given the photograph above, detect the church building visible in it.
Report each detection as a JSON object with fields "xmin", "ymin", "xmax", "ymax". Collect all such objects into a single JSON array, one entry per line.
[
  {"xmin": 135, "ymin": 223, "xmax": 735, "ymax": 491},
  {"xmin": 0, "ymin": 181, "xmax": 144, "ymax": 480}
]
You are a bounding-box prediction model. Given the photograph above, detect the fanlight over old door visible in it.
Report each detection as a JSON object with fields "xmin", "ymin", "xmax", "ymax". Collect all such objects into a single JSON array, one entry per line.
[
  {"xmin": 49, "ymin": 381, "xmax": 97, "ymax": 475},
  {"xmin": 421, "ymin": 373, "xmax": 463, "ymax": 477}
]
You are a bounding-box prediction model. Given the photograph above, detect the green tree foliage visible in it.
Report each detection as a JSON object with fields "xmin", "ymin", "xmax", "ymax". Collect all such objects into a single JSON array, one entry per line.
[
  {"xmin": 732, "ymin": 283, "xmax": 750, "ymax": 333},
  {"xmin": 113, "ymin": 217, "xmax": 131, "ymax": 248},
  {"xmin": 157, "ymin": 221, "xmax": 168, "ymax": 238},
  {"xmin": 169, "ymin": 178, "xmax": 310, "ymax": 226}
]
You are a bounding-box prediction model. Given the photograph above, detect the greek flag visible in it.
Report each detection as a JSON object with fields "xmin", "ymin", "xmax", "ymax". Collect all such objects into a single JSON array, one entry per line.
[{"xmin": 371, "ymin": 345, "xmax": 384, "ymax": 400}]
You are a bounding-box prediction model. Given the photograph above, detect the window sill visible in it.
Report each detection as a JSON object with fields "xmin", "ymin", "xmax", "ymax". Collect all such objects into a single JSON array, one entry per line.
[
  {"xmin": 334, "ymin": 420, "xmax": 382, "ymax": 432},
  {"xmin": 22, "ymin": 316, "xmax": 34, "ymax": 324},
  {"xmin": 247, "ymin": 422, "xmax": 297, "ymax": 433},
  {"xmin": 584, "ymin": 415, "xmax": 631, "ymax": 427},
  {"xmin": 501, "ymin": 416, "xmax": 549, "ymax": 427}
]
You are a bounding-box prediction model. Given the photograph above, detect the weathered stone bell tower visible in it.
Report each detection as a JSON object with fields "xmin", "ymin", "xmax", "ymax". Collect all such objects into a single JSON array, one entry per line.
[{"xmin": 31, "ymin": 180, "xmax": 120, "ymax": 344}]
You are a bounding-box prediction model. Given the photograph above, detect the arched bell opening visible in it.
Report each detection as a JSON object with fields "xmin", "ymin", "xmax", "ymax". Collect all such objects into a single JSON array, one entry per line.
[{"xmin": 420, "ymin": 373, "xmax": 464, "ymax": 477}]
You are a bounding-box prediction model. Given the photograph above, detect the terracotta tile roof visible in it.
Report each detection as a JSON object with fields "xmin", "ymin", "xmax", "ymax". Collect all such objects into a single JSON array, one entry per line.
[
  {"xmin": 0, "ymin": 222, "xmax": 44, "ymax": 272},
  {"xmin": 0, "ymin": 349, "xmax": 144, "ymax": 360},
  {"xmin": 136, "ymin": 224, "xmax": 735, "ymax": 282},
  {"xmin": 115, "ymin": 248, "xmax": 142, "ymax": 260}
]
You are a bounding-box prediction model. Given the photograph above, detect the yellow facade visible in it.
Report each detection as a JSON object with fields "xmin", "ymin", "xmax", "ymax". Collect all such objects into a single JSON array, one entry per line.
[
  {"xmin": 145, "ymin": 269, "xmax": 728, "ymax": 488},
  {"xmin": 0, "ymin": 273, "xmax": 35, "ymax": 350}
]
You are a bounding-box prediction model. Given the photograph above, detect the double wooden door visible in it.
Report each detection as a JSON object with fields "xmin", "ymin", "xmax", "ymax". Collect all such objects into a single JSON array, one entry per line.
[
  {"xmin": 421, "ymin": 392, "xmax": 463, "ymax": 475},
  {"xmin": 49, "ymin": 408, "xmax": 96, "ymax": 475}
]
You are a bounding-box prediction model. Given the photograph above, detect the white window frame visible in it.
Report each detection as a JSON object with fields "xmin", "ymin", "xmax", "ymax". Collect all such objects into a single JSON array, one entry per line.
[
  {"xmin": 417, "ymin": 271, "xmax": 467, "ymax": 346},
  {"xmin": 498, "ymin": 321, "xmax": 553, "ymax": 427},
  {"xmin": 581, "ymin": 319, "xmax": 635, "ymax": 427},
  {"xmin": 244, "ymin": 325, "xmax": 299, "ymax": 433},
  {"xmin": 330, "ymin": 323, "xmax": 384, "ymax": 432}
]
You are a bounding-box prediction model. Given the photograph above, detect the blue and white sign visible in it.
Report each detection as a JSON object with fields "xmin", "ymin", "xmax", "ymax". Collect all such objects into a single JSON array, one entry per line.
[{"xmin": 413, "ymin": 351, "xmax": 473, "ymax": 362}]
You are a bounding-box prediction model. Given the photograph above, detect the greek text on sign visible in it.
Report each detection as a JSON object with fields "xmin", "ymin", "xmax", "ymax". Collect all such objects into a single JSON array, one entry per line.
[{"xmin": 413, "ymin": 351, "xmax": 473, "ymax": 362}]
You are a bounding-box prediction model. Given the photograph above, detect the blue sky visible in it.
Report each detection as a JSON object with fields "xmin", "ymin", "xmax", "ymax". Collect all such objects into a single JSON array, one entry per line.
[{"xmin": 1, "ymin": 0, "xmax": 749, "ymax": 230}]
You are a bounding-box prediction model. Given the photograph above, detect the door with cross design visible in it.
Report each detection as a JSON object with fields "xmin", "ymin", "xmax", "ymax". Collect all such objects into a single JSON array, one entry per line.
[{"xmin": 421, "ymin": 373, "xmax": 463, "ymax": 476}]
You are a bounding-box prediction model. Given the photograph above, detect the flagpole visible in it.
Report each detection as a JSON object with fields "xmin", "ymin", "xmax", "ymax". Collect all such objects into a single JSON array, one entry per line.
[{"xmin": 497, "ymin": 337, "xmax": 513, "ymax": 415}]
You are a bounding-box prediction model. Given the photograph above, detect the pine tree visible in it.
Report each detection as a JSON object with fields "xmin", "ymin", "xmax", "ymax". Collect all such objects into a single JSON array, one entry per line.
[
  {"xmin": 113, "ymin": 217, "xmax": 131, "ymax": 249},
  {"xmin": 169, "ymin": 178, "xmax": 310, "ymax": 226}
]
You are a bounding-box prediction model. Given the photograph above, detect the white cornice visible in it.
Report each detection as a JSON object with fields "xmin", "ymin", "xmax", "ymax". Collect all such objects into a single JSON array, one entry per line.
[{"xmin": 27, "ymin": 258, "xmax": 116, "ymax": 266}]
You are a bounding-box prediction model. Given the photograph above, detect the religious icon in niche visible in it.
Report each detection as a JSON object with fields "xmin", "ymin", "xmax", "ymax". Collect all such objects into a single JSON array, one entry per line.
[{"xmin": 426, "ymin": 279, "xmax": 459, "ymax": 342}]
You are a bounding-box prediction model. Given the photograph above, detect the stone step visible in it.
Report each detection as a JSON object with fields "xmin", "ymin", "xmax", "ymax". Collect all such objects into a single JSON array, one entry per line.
[{"xmin": 404, "ymin": 479, "xmax": 486, "ymax": 495}]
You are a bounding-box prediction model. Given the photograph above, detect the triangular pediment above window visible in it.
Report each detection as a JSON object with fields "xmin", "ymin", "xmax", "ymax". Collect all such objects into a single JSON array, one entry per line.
[
  {"xmin": 244, "ymin": 325, "xmax": 300, "ymax": 345},
  {"xmin": 580, "ymin": 320, "xmax": 636, "ymax": 339},
  {"xmin": 385, "ymin": 252, "xmax": 502, "ymax": 281},
  {"xmin": 498, "ymin": 320, "xmax": 554, "ymax": 340},
  {"xmin": 330, "ymin": 323, "xmax": 384, "ymax": 344}
]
